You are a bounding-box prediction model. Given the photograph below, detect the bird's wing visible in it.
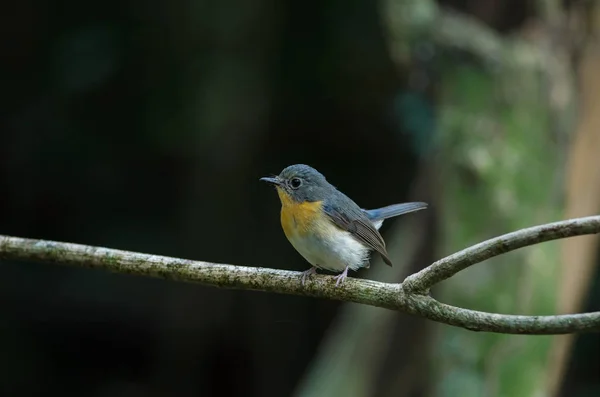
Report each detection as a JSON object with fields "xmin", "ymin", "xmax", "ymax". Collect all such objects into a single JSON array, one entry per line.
[{"xmin": 323, "ymin": 202, "xmax": 393, "ymax": 267}]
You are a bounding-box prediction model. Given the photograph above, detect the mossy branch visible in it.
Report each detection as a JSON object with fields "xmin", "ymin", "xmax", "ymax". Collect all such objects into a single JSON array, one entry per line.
[{"xmin": 1, "ymin": 216, "xmax": 600, "ymax": 335}]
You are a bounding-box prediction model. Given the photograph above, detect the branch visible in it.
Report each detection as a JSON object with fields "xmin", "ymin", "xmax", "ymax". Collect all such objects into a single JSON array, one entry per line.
[
  {"xmin": 1, "ymin": 216, "xmax": 600, "ymax": 335},
  {"xmin": 402, "ymin": 216, "xmax": 600, "ymax": 293}
]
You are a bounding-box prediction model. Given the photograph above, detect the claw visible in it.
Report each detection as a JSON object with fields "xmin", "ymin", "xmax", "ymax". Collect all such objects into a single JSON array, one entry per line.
[
  {"xmin": 333, "ymin": 266, "xmax": 349, "ymax": 287},
  {"xmin": 301, "ymin": 267, "xmax": 317, "ymax": 286}
]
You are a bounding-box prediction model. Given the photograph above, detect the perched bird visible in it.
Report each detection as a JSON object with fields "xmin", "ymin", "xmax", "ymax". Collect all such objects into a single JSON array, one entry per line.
[{"xmin": 260, "ymin": 164, "xmax": 427, "ymax": 286}]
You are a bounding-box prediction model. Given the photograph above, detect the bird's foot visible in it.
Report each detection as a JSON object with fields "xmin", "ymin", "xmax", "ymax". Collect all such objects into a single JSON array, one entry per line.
[
  {"xmin": 301, "ymin": 267, "xmax": 317, "ymax": 286},
  {"xmin": 333, "ymin": 266, "xmax": 350, "ymax": 287}
]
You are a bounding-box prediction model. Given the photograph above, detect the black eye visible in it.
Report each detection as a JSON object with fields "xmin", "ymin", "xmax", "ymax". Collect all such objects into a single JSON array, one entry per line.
[{"xmin": 290, "ymin": 177, "xmax": 302, "ymax": 189}]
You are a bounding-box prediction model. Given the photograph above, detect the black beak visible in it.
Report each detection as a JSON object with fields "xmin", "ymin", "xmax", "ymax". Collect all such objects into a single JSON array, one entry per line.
[{"xmin": 260, "ymin": 176, "xmax": 281, "ymax": 185}]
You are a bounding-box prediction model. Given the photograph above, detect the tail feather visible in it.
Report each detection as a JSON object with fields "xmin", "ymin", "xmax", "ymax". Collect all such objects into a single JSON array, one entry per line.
[{"xmin": 363, "ymin": 202, "xmax": 428, "ymax": 223}]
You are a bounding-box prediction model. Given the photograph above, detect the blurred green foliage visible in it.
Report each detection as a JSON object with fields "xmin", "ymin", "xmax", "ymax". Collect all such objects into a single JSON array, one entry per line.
[{"xmin": 433, "ymin": 55, "xmax": 564, "ymax": 397}]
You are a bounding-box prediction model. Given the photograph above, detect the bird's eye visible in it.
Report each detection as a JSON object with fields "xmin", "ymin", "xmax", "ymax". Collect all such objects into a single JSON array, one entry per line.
[{"xmin": 290, "ymin": 177, "xmax": 302, "ymax": 189}]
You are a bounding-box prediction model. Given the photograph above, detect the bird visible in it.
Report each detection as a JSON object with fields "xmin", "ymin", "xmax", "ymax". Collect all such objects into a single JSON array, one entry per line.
[{"xmin": 260, "ymin": 164, "xmax": 427, "ymax": 286}]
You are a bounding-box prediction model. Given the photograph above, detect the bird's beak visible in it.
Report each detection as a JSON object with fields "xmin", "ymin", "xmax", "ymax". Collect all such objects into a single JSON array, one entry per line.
[{"xmin": 260, "ymin": 176, "xmax": 281, "ymax": 186}]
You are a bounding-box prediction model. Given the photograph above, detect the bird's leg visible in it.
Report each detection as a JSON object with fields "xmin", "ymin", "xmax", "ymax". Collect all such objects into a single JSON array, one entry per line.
[
  {"xmin": 333, "ymin": 266, "xmax": 350, "ymax": 287},
  {"xmin": 301, "ymin": 266, "xmax": 317, "ymax": 286}
]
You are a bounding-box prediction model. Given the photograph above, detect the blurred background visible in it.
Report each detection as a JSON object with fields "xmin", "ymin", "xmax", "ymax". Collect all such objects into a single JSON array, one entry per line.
[{"xmin": 1, "ymin": 0, "xmax": 599, "ymax": 396}]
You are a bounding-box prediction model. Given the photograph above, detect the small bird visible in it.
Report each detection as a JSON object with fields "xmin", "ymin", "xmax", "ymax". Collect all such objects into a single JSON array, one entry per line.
[{"xmin": 260, "ymin": 164, "xmax": 427, "ymax": 286}]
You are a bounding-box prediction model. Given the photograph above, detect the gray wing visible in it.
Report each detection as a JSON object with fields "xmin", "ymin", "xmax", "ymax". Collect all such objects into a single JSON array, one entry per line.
[{"xmin": 322, "ymin": 202, "xmax": 393, "ymax": 267}]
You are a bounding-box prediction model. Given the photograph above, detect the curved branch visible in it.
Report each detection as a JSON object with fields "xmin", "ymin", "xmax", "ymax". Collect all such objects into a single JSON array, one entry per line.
[
  {"xmin": 402, "ymin": 215, "xmax": 600, "ymax": 293},
  {"xmin": 1, "ymin": 215, "xmax": 600, "ymax": 335}
]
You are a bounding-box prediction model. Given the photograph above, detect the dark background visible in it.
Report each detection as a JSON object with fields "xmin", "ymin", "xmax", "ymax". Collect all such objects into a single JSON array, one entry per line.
[{"xmin": 1, "ymin": 0, "xmax": 599, "ymax": 396}]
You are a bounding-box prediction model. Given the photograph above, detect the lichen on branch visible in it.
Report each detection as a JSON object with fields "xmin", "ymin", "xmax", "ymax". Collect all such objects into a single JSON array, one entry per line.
[{"xmin": 1, "ymin": 215, "xmax": 599, "ymax": 335}]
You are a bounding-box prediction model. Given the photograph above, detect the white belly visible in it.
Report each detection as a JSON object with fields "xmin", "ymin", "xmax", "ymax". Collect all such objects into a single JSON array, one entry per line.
[{"xmin": 287, "ymin": 221, "xmax": 372, "ymax": 273}]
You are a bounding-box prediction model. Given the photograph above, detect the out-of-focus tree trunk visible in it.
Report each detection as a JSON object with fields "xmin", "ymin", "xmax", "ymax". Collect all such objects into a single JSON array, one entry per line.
[
  {"xmin": 378, "ymin": 1, "xmax": 586, "ymax": 396},
  {"xmin": 547, "ymin": 6, "xmax": 600, "ymax": 393}
]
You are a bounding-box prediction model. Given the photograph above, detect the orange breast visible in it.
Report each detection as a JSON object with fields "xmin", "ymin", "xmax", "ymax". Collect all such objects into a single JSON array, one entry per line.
[{"xmin": 277, "ymin": 188, "xmax": 323, "ymax": 238}]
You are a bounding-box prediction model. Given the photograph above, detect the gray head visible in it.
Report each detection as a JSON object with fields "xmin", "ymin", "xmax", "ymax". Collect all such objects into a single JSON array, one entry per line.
[{"xmin": 260, "ymin": 164, "xmax": 333, "ymax": 203}]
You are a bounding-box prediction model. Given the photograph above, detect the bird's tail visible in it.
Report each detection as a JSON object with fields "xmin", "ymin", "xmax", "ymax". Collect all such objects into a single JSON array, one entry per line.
[{"xmin": 364, "ymin": 202, "xmax": 428, "ymax": 223}]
